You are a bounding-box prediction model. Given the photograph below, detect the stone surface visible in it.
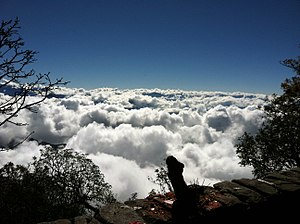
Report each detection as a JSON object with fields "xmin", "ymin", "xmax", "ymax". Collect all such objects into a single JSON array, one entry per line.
[
  {"xmin": 263, "ymin": 177, "xmax": 300, "ymax": 192},
  {"xmin": 88, "ymin": 218, "xmax": 102, "ymax": 224},
  {"xmin": 96, "ymin": 202, "xmax": 145, "ymax": 224},
  {"xmin": 38, "ymin": 219, "xmax": 72, "ymax": 224},
  {"xmin": 74, "ymin": 216, "xmax": 89, "ymax": 224},
  {"xmin": 38, "ymin": 166, "xmax": 300, "ymax": 224},
  {"xmin": 265, "ymin": 172, "xmax": 300, "ymax": 184},
  {"xmin": 213, "ymin": 180, "xmax": 265, "ymax": 204},
  {"xmin": 232, "ymin": 178, "xmax": 279, "ymax": 196}
]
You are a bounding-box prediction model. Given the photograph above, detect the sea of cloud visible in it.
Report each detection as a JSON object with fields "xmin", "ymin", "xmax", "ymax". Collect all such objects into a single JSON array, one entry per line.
[{"xmin": 0, "ymin": 87, "xmax": 268, "ymax": 201}]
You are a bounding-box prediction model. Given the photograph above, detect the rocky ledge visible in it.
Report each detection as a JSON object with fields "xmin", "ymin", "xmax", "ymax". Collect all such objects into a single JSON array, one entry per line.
[{"xmin": 39, "ymin": 166, "xmax": 300, "ymax": 224}]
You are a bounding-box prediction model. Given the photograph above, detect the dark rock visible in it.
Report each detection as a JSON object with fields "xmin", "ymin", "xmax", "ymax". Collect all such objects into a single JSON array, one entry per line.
[
  {"xmin": 166, "ymin": 156, "xmax": 201, "ymax": 224},
  {"xmin": 213, "ymin": 180, "xmax": 265, "ymax": 205},
  {"xmin": 125, "ymin": 195, "xmax": 172, "ymax": 223},
  {"xmin": 95, "ymin": 202, "xmax": 145, "ymax": 224},
  {"xmin": 88, "ymin": 218, "xmax": 102, "ymax": 224},
  {"xmin": 74, "ymin": 216, "xmax": 89, "ymax": 224},
  {"xmin": 265, "ymin": 172, "xmax": 300, "ymax": 184},
  {"xmin": 38, "ymin": 219, "xmax": 72, "ymax": 224},
  {"xmin": 38, "ymin": 166, "xmax": 300, "ymax": 224},
  {"xmin": 263, "ymin": 177, "xmax": 300, "ymax": 193},
  {"xmin": 232, "ymin": 178, "xmax": 279, "ymax": 196}
]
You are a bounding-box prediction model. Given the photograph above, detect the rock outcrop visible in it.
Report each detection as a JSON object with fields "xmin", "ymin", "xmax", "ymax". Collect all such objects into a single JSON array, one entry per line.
[
  {"xmin": 165, "ymin": 155, "xmax": 199, "ymax": 223},
  {"xmin": 39, "ymin": 163, "xmax": 300, "ymax": 224}
]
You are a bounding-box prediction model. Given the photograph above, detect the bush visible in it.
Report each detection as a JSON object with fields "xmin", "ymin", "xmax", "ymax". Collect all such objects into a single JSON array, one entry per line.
[
  {"xmin": 235, "ymin": 54, "xmax": 300, "ymax": 178},
  {"xmin": 0, "ymin": 146, "xmax": 115, "ymax": 223}
]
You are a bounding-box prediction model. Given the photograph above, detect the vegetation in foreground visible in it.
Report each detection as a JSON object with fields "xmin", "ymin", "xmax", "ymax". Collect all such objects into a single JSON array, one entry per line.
[{"xmin": 0, "ymin": 146, "xmax": 115, "ymax": 223}]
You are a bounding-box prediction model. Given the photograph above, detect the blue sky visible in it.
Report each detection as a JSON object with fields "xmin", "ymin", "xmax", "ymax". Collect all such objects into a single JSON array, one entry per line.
[{"xmin": 1, "ymin": 0, "xmax": 299, "ymax": 94}]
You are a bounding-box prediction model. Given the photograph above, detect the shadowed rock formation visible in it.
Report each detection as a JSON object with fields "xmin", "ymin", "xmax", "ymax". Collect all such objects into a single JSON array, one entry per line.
[
  {"xmin": 166, "ymin": 155, "xmax": 200, "ymax": 224},
  {"xmin": 38, "ymin": 165, "xmax": 300, "ymax": 224}
]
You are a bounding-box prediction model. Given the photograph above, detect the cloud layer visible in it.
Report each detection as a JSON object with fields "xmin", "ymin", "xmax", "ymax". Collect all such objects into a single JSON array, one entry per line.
[{"xmin": 0, "ymin": 87, "xmax": 267, "ymax": 201}]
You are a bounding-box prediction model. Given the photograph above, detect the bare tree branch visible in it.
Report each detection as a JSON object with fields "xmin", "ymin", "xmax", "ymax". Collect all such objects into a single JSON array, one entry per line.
[{"xmin": 0, "ymin": 18, "xmax": 69, "ymax": 149}]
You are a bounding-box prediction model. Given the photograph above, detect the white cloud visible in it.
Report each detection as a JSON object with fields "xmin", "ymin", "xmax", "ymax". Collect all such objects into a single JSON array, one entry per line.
[
  {"xmin": 67, "ymin": 123, "xmax": 182, "ymax": 167},
  {"xmin": 0, "ymin": 140, "xmax": 41, "ymax": 166},
  {"xmin": 26, "ymin": 102, "xmax": 80, "ymax": 144},
  {"xmin": 0, "ymin": 121, "xmax": 28, "ymax": 147},
  {"xmin": 0, "ymin": 86, "xmax": 267, "ymax": 201},
  {"xmin": 204, "ymin": 105, "xmax": 232, "ymax": 132},
  {"xmin": 87, "ymin": 152, "xmax": 157, "ymax": 201}
]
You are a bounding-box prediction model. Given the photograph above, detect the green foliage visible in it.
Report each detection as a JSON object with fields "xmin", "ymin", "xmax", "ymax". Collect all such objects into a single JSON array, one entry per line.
[
  {"xmin": 236, "ymin": 54, "xmax": 300, "ymax": 178},
  {"xmin": 0, "ymin": 146, "xmax": 115, "ymax": 224},
  {"xmin": 148, "ymin": 161, "xmax": 173, "ymax": 194},
  {"xmin": 32, "ymin": 146, "xmax": 116, "ymax": 208},
  {"xmin": 0, "ymin": 162, "xmax": 50, "ymax": 224}
]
